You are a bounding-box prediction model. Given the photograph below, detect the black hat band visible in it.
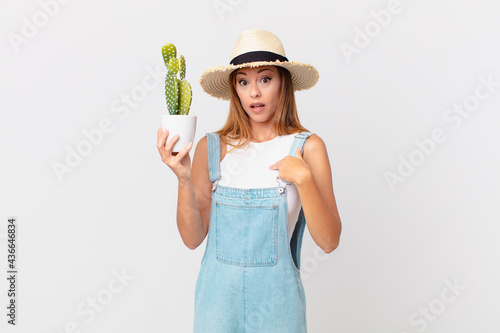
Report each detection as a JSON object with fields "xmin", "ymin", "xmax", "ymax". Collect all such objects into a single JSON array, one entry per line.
[{"xmin": 230, "ymin": 51, "xmax": 289, "ymax": 66}]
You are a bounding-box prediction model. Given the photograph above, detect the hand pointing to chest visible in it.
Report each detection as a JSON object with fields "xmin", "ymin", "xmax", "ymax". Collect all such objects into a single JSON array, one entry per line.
[{"xmin": 269, "ymin": 147, "xmax": 311, "ymax": 186}]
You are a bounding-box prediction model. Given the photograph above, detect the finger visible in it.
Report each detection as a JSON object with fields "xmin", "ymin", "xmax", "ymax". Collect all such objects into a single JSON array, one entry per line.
[
  {"xmin": 295, "ymin": 147, "xmax": 303, "ymax": 159},
  {"xmin": 172, "ymin": 141, "xmax": 193, "ymax": 163},
  {"xmin": 157, "ymin": 127, "xmax": 169, "ymax": 148},
  {"xmin": 269, "ymin": 160, "xmax": 280, "ymax": 169},
  {"xmin": 165, "ymin": 133, "xmax": 180, "ymax": 152}
]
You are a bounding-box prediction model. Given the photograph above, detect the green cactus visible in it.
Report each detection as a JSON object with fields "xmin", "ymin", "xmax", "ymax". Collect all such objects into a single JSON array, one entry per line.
[
  {"xmin": 168, "ymin": 58, "xmax": 179, "ymax": 75},
  {"xmin": 179, "ymin": 80, "xmax": 192, "ymax": 115},
  {"xmin": 162, "ymin": 43, "xmax": 192, "ymax": 115},
  {"xmin": 179, "ymin": 55, "xmax": 186, "ymax": 80},
  {"xmin": 165, "ymin": 72, "xmax": 179, "ymax": 115},
  {"xmin": 162, "ymin": 43, "xmax": 176, "ymax": 67}
]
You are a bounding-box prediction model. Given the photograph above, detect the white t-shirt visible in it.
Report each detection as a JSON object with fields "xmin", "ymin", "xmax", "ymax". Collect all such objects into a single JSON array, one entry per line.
[{"xmin": 219, "ymin": 134, "xmax": 302, "ymax": 241}]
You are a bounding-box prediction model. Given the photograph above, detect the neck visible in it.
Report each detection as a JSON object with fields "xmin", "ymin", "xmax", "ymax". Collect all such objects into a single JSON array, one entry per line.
[{"xmin": 249, "ymin": 122, "xmax": 277, "ymax": 143}]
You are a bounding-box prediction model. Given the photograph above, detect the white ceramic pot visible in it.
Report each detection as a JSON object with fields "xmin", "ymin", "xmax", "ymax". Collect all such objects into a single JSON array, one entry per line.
[{"xmin": 161, "ymin": 115, "xmax": 197, "ymax": 152}]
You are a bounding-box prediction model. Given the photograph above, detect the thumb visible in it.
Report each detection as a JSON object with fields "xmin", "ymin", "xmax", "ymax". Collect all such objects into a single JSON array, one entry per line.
[{"xmin": 295, "ymin": 147, "xmax": 303, "ymax": 159}]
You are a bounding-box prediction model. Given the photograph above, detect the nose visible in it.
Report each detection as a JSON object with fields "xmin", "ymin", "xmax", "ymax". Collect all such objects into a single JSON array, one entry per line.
[{"xmin": 250, "ymin": 81, "xmax": 261, "ymax": 98}]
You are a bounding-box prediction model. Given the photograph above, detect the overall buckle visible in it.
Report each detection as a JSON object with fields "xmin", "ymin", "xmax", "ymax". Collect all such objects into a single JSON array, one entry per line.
[
  {"xmin": 212, "ymin": 179, "xmax": 219, "ymax": 192},
  {"xmin": 276, "ymin": 176, "xmax": 290, "ymax": 194}
]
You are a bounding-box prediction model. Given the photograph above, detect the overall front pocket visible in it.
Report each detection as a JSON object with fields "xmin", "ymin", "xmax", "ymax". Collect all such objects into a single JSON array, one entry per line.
[{"xmin": 215, "ymin": 201, "xmax": 278, "ymax": 267}]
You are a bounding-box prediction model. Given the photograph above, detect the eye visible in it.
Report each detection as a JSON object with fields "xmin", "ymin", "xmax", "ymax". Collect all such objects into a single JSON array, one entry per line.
[
  {"xmin": 238, "ymin": 79, "xmax": 248, "ymax": 86},
  {"xmin": 261, "ymin": 76, "xmax": 272, "ymax": 83}
]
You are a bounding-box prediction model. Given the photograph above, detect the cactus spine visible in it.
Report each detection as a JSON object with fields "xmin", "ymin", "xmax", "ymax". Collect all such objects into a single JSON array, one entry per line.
[{"xmin": 162, "ymin": 43, "xmax": 192, "ymax": 115}]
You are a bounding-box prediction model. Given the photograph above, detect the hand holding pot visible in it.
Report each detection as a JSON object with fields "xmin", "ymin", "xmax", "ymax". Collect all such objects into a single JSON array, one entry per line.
[{"xmin": 157, "ymin": 127, "xmax": 193, "ymax": 184}]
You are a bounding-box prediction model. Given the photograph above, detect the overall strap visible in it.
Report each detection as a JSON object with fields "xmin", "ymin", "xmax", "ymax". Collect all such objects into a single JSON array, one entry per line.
[
  {"xmin": 205, "ymin": 132, "xmax": 221, "ymax": 183},
  {"xmin": 291, "ymin": 207, "xmax": 307, "ymax": 270},
  {"xmin": 288, "ymin": 131, "xmax": 314, "ymax": 271},
  {"xmin": 276, "ymin": 131, "xmax": 315, "ymax": 191},
  {"xmin": 288, "ymin": 131, "xmax": 314, "ymax": 157}
]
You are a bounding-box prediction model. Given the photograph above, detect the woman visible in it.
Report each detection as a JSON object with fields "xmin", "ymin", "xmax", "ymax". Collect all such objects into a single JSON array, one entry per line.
[{"xmin": 157, "ymin": 30, "xmax": 341, "ymax": 332}]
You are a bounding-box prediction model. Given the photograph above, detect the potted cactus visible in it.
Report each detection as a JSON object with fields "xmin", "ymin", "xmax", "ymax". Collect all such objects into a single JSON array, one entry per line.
[{"xmin": 161, "ymin": 43, "xmax": 196, "ymax": 152}]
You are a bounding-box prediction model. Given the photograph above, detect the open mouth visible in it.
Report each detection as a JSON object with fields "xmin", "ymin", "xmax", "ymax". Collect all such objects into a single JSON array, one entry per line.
[{"xmin": 250, "ymin": 103, "xmax": 265, "ymax": 111}]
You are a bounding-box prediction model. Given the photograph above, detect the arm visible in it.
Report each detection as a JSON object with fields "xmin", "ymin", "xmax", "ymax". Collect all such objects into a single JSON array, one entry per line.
[
  {"xmin": 176, "ymin": 136, "xmax": 213, "ymax": 249},
  {"xmin": 157, "ymin": 128, "xmax": 212, "ymax": 250},
  {"xmin": 269, "ymin": 134, "xmax": 342, "ymax": 253},
  {"xmin": 297, "ymin": 135, "xmax": 342, "ymax": 253}
]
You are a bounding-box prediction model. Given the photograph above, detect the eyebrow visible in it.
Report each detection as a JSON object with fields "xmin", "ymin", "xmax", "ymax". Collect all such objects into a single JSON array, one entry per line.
[{"xmin": 236, "ymin": 68, "xmax": 273, "ymax": 76}]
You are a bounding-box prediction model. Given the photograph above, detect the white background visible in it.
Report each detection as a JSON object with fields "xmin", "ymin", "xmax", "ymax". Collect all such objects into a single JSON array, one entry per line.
[{"xmin": 1, "ymin": 0, "xmax": 499, "ymax": 332}]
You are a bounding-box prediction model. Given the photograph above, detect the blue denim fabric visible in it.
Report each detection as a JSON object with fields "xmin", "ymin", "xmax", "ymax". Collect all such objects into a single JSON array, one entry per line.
[{"xmin": 194, "ymin": 131, "xmax": 313, "ymax": 333}]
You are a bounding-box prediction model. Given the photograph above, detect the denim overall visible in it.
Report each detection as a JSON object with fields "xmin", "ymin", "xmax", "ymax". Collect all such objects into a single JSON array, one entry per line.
[{"xmin": 194, "ymin": 131, "xmax": 314, "ymax": 333}]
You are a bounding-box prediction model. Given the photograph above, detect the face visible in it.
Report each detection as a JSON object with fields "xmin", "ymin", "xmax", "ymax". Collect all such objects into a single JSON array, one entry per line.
[{"xmin": 234, "ymin": 65, "xmax": 281, "ymax": 126}]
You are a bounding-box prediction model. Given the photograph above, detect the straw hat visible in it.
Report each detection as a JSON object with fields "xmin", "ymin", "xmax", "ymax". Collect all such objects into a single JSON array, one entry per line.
[{"xmin": 199, "ymin": 29, "xmax": 319, "ymax": 100}]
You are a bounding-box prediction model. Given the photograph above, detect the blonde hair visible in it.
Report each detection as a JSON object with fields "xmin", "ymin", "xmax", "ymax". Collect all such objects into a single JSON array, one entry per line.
[{"xmin": 214, "ymin": 66, "xmax": 309, "ymax": 153}]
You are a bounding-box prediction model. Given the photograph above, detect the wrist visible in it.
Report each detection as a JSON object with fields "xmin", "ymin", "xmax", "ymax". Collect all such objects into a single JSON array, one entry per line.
[
  {"xmin": 295, "ymin": 169, "xmax": 313, "ymax": 189},
  {"xmin": 178, "ymin": 178, "xmax": 192, "ymax": 186}
]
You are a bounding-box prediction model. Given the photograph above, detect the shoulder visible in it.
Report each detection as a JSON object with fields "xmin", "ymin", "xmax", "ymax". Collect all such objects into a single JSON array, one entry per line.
[
  {"xmin": 196, "ymin": 135, "xmax": 208, "ymax": 152},
  {"xmin": 304, "ymin": 133, "xmax": 326, "ymax": 153},
  {"xmin": 196, "ymin": 133, "xmax": 221, "ymax": 151},
  {"xmin": 192, "ymin": 136, "xmax": 208, "ymax": 167},
  {"xmin": 302, "ymin": 134, "xmax": 329, "ymax": 164},
  {"xmin": 195, "ymin": 134, "xmax": 227, "ymax": 162}
]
